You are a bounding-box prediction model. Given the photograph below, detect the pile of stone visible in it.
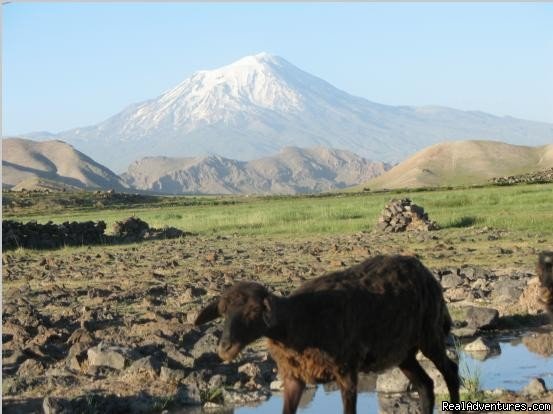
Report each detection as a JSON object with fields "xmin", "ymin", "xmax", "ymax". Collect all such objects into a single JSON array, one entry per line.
[
  {"xmin": 2, "ymin": 220, "xmax": 107, "ymax": 250},
  {"xmin": 112, "ymin": 216, "xmax": 185, "ymax": 242},
  {"xmin": 113, "ymin": 217, "xmax": 150, "ymax": 242},
  {"xmin": 376, "ymin": 198, "xmax": 439, "ymax": 232},
  {"xmin": 490, "ymin": 168, "xmax": 553, "ymax": 186}
]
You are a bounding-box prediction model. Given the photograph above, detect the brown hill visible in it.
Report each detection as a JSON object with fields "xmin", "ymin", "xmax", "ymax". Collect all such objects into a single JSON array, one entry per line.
[
  {"xmin": 2, "ymin": 137, "xmax": 128, "ymax": 191},
  {"xmin": 123, "ymin": 146, "xmax": 389, "ymax": 194},
  {"xmin": 359, "ymin": 140, "xmax": 553, "ymax": 190}
]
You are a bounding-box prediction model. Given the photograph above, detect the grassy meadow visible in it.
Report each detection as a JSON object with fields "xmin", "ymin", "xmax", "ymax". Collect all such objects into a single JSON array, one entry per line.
[{"xmin": 3, "ymin": 183, "xmax": 553, "ymax": 238}]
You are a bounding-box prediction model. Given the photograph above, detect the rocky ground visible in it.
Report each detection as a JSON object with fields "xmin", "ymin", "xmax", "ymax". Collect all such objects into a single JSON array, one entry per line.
[{"xmin": 2, "ymin": 226, "xmax": 553, "ymax": 413}]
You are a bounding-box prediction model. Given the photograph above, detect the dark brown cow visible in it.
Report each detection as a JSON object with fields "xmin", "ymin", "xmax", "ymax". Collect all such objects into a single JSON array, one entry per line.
[{"xmin": 195, "ymin": 255, "xmax": 460, "ymax": 414}]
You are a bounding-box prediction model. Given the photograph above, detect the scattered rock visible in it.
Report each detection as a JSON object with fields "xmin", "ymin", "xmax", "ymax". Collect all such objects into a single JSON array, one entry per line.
[{"xmin": 490, "ymin": 168, "xmax": 553, "ymax": 186}]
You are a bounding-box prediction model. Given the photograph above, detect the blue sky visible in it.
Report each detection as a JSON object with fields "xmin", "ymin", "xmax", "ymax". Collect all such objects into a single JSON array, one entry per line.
[{"xmin": 3, "ymin": 2, "xmax": 553, "ymax": 135}]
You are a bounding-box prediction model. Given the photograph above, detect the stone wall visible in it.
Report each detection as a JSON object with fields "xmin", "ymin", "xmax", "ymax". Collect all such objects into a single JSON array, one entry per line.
[
  {"xmin": 2, "ymin": 220, "xmax": 107, "ymax": 250},
  {"xmin": 490, "ymin": 168, "xmax": 553, "ymax": 185},
  {"xmin": 2, "ymin": 217, "xmax": 185, "ymax": 250}
]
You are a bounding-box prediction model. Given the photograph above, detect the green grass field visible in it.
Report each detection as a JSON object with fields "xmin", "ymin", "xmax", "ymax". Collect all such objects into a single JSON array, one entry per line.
[{"xmin": 4, "ymin": 183, "xmax": 553, "ymax": 237}]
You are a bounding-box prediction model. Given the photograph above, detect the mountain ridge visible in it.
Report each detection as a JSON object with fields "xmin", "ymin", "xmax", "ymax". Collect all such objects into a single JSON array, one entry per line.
[
  {"xmin": 122, "ymin": 146, "xmax": 389, "ymax": 194},
  {"xmin": 20, "ymin": 53, "xmax": 553, "ymax": 171}
]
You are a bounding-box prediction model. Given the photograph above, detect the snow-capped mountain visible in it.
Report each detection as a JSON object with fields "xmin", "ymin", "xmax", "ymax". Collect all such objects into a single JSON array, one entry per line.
[{"xmin": 26, "ymin": 53, "xmax": 553, "ymax": 171}]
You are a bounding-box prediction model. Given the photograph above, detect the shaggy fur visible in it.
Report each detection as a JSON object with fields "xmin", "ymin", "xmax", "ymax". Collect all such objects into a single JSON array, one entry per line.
[
  {"xmin": 195, "ymin": 255, "xmax": 460, "ymax": 414},
  {"xmin": 537, "ymin": 251, "xmax": 553, "ymax": 316}
]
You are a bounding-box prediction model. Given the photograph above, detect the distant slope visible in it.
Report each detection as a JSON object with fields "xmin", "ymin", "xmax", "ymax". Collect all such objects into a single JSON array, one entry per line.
[
  {"xmin": 24, "ymin": 53, "xmax": 553, "ymax": 171},
  {"xmin": 358, "ymin": 140, "xmax": 553, "ymax": 190},
  {"xmin": 2, "ymin": 137, "xmax": 128, "ymax": 190},
  {"xmin": 122, "ymin": 146, "xmax": 389, "ymax": 194}
]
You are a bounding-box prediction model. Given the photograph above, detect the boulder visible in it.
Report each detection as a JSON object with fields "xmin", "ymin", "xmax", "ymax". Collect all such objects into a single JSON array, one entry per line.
[{"xmin": 463, "ymin": 306, "xmax": 499, "ymax": 330}]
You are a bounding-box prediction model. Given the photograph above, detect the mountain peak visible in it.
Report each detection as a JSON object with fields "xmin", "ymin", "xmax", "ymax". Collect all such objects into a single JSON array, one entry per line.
[
  {"xmin": 229, "ymin": 52, "xmax": 282, "ymax": 67},
  {"xmin": 32, "ymin": 54, "xmax": 553, "ymax": 171}
]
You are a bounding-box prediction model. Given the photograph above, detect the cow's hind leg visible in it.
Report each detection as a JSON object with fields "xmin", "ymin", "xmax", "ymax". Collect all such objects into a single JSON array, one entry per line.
[
  {"xmin": 421, "ymin": 342, "xmax": 460, "ymax": 408},
  {"xmin": 399, "ymin": 350, "xmax": 434, "ymax": 414}
]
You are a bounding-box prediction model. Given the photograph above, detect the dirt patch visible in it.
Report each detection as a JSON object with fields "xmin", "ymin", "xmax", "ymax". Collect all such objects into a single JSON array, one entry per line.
[{"xmin": 2, "ymin": 228, "xmax": 551, "ymax": 412}]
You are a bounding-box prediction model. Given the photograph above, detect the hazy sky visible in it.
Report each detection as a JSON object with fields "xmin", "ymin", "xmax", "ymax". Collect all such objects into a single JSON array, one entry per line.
[{"xmin": 3, "ymin": 2, "xmax": 553, "ymax": 135}]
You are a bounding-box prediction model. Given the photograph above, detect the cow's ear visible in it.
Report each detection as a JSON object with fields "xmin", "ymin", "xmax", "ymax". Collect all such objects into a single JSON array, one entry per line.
[{"xmin": 195, "ymin": 299, "xmax": 220, "ymax": 326}]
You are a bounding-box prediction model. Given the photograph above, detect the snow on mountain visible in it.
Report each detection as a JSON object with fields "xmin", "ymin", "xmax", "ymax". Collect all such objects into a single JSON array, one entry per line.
[{"xmin": 24, "ymin": 53, "xmax": 553, "ymax": 171}]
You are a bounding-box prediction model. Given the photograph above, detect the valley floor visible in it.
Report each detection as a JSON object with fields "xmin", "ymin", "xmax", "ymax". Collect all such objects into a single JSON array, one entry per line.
[{"xmin": 2, "ymin": 184, "xmax": 553, "ymax": 413}]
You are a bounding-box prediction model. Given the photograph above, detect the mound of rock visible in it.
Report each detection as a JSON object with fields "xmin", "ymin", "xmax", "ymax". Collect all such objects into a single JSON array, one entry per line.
[
  {"xmin": 376, "ymin": 198, "xmax": 439, "ymax": 232},
  {"xmin": 490, "ymin": 168, "xmax": 553, "ymax": 185},
  {"xmin": 2, "ymin": 220, "xmax": 106, "ymax": 250},
  {"xmin": 113, "ymin": 217, "xmax": 185, "ymax": 242},
  {"xmin": 113, "ymin": 217, "xmax": 150, "ymax": 242}
]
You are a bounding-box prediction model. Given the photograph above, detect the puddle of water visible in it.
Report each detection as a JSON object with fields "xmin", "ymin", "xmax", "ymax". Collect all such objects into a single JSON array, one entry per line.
[
  {"xmin": 465, "ymin": 337, "xmax": 553, "ymax": 390},
  {"xmin": 232, "ymin": 333, "xmax": 553, "ymax": 414},
  {"xmin": 236, "ymin": 387, "xmax": 379, "ymax": 414}
]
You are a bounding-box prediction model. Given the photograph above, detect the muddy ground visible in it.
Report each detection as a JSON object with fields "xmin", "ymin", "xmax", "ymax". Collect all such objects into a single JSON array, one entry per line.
[{"xmin": 2, "ymin": 227, "xmax": 553, "ymax": 413}]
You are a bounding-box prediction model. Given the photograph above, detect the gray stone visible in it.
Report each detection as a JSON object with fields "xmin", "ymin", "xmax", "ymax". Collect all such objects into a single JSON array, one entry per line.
[
  {"xmin": 16, "ymin": 358, "xmax": 44, "ymax": 377},
  {"xmin": 164, "ymin": 345, "xmax": 195, "ymax": 369},
  {"xmin": 378, "ymin": 393, "xmax": 421, "ymax": 414},
  {"xmin": 67, "ymin": 342, "xmax": 89, "ymax": 359},
  {"xmin": 190, "ymin": 329, "xmax": 220, "ymax": 359},
  {"xmin": 175, "ymin": 383, "xmax": 202, "ymax": 405},
  {"xmin": 492, "ymin": 279, "xmax": 525, "ymax": 302},
  {"xmin": 464, "ymin": 306, "xmax": 499, "ymax": 330},
  {"xmin": 464, "ymin": 337, "xmax": 501, "ymax": 360},
  {"xmin": 126, "ymin": 355, "xmax": 160, "ymax": 378},
  {"xmin": 160, "ymin": 366, "xmax": 186, "ymax": 383},
  {"xmin": 451, "ymin": 326, "xmax": 478, "ymax": 338},
  {"xmin": 87, "ymin": 344, "xmax": 129, "ymax": 370},
  {"xmin": 43, "ymin": 396, "xmax": 70, "ymax": 414},
  {"xmin": 441, "ymin": 274, "xmax": 464, "ymax": 289},
  {"xmin": 522, "ymin": 377, "xmax": 547, "ymax": 397},
  {"xmin": 459, "ymin": 267, "xmax": 476, "ymax": 281},
  {"xmin": 376, "ymin": 367, "xmax": 411, "ymax": 393}
]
